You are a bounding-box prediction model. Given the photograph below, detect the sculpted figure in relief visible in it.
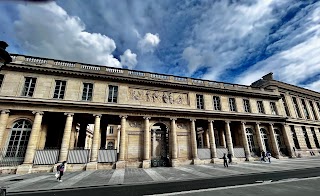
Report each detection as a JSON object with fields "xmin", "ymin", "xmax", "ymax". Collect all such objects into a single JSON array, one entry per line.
[{"xmin": 163, "ymin": 92, "xmax": 169, "ymax": 103}]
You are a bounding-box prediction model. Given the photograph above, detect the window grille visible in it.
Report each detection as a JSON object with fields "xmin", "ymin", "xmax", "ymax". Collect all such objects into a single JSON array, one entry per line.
[
  {"xmin": 22, "ymin": 77, "xmax": 37, "ymax": 97},
  {"xmin": 213, "ymin": 96, "xmax": 221, "ymax": 111},
  {"xmin": 243, "ymin": 99, "xmax": 251, "ymax": 113},
  {"xmin": 196, "ymin": 94, "xmax": 204, "ymax": 109},
  {"xmin": 229, "ymin": 98, "xmax": 236, "ymax": 112},
  {"xmin": 82, "ymin": 83, "xmax": 93, "ymax": 101},
  {"xmin": 257, "ymin": 101, "xmax": 264, "ymax": 114},
  {"xmin": 108, "ymin": 85, "xmax": 118, "ymax": 103},
  {"xmin": 53, "ymin": 80, "xmax": 66, "ymax": 99}
]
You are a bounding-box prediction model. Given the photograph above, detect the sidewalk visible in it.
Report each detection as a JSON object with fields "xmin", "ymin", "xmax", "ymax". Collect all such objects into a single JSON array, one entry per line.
[{"xmin": 1, "ymin": 157, "xmax": 320, "ymax": 194}]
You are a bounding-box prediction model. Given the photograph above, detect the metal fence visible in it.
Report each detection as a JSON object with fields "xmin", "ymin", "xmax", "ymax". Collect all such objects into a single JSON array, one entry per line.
[
  {"xmin": 198, "ymin": 148, "xmax": 211, "ymax": 160},
  {"xmin": 67, "ymin": 149, "xmax": 90, "ymax": 164},
  {"xmin": 33, "ymin": 149, "xmax": 59, "ymax": 165},
  {"xmin": 98, "ymin": 149, "xmax": 117, "ymax": 163},
  {"xmin": 0, "ymin": 147, "xmax": 26, "ymax": 167}
]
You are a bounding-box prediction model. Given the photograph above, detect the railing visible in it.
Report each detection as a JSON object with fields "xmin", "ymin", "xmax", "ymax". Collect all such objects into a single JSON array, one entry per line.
[
  {"xmin": 106, "ymin": 67, "xmax": 123, "ymax": 73},
  {"xmin": 54, "ymin": 61, "xmax": 75, "ymax": 67},
  {"xmin": 197, "ymin": 148, "xmax": 211, "ymax": 160},
  {"xmin": 0, "ymin": 147, "xmax": 26, "ymax": 167},
  {"xmin": 216, "ymin": 147, "xmax": 228, "ymax": 158},
  {"xmin": 67, "ymin": 149, "xmax": 90, "ymax": 164},
  {"xmin": 128, "ymin": 70, "xmax": 145, "ymax": 77},
  {"xmin": 10, "ymin": 55, "xmax": 17, "ymax": 62},
  {"xmin": 81, "ymin": 65, "xmax": 100, "ymax": 71},
  {"xmin": 174, "ymin": 77, "xmax": 187, "ymax": 82},
  {"xmin": 150, "ymin": 73, "xmax": 168, "ymax": 80},
  {"xmin": 192, "ymin": 79, "xmax": 204, "ymax": 84},
  {"xmin": 25, "ymin": 57, "xmax": 47, "ymax": 64}
]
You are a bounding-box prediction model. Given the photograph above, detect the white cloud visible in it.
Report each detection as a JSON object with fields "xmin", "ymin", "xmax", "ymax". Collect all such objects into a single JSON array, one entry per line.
[
  {"xmin": 138, "ymin": 33, "xmax": 160, "ymax": 53},
  {"xmin": 120, "ymin": 49, "xmax": 138, "ymax": 69},
  {"xmin": 13, "ymin": 2, "xmax": 122, "ymax": 67}
]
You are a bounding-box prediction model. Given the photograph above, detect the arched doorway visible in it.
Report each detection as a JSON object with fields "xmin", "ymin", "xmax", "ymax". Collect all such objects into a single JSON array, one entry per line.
[
  {"xmin": 260, "ymin": 128, "xmax": 270, "ymax": 152},
  {"xmin": 5, "ymin": 120, "xmax": 32, "ymax": 164},
  {"xmin": 151, "ymin": 123, "xmax": 169, "ymax": 167}
]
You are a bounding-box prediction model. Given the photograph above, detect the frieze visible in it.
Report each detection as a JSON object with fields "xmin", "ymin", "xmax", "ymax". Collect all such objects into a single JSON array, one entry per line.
[
  {"xmin": 127, "ymin": 131, "xmax": 143, "ymax": 135},
  {"xmin": 129, "ymin": 121, "xmax": 142, "ymax": 127},
  {"xmin": 176, "ymin": 123, "xmax": 187, "ymax": 130},
  {"xmin": 129, "ymin": 88, "xmax": 188, "ymax": 105},
  {"xmin": 177, "ymin": 132, "xmax": 189, "ymax": 136}
]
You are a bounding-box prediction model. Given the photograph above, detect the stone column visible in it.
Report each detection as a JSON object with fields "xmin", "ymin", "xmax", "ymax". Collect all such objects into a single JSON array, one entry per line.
[
  {"xmin": 190, "ymin": 118, "xmax": 199, "ymax": 164},
  {"xmin": 0, "ymin": 110, "xmax": 10, "ymax": 147},
  {"xmin": 314, "ymin": 127, "xmax": 320, "ymax": 148},
  {"xmin": 241, "ymin": 122, "xmax": 251, "ymax": 160},
  {"xmin": 117, "ymin": 127, "xmax": 120, "ymax": 153},
  {"xmin": 143, "ymin": 116, "xmax": 151, "ymax": 168},
  {"xmin": 152, "ymin": 129, "xmax": 157, "ymax": 158},
  {"xmin": 87, "ymin": 114, "xmax": 101, "ymax": 170},
  {"xmin": 205, "ymin": 130, "xmax": 210, "ymax": 148},
  {"xmin": 282, "ymin": 124, "xmax": 296, "ymax": 158},
  {"xmin": 171, "ymin": 118, "xmax": 178, "ymax": 166},
  {"xmin": 23, "ymin": 111, "xmax": 44, "ymax": 164},
  {"xmin": 38, "ymin": 124, "xmax": 48, "ymax": 149},
  {"xmin": 69, "ymin": 124, "xmax": 76, "ymax": 149},
  {"xmin": 116, "ymin": 115, "xmax": 127, "ymax": 169},
  {"xmin": 269, "ymin": 123, "xmax": 280, "ymax": 158},
  {"xmin": 255, "ymin": 122, "xmax": 265, "ymax": 153},
  {"xmin": 58, "ymin": 113, "xmax": 74, "ymax": 163},
  {"xmin": 16, "ymin": 111, "xmax": 44, "ymax": 174},
  {"xmin": 220, "ymin": 130, "xmax": 226, "ymax": 148},
  {"xmin": 208, "ymin": 120, "xmax": 217, "ymax": 161},
  {"xmin": 225, "ymin": 121, "xmax": 235, "ymax": 157}
]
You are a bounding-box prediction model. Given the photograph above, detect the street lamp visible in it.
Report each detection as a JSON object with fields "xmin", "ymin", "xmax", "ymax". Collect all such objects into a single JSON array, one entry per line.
[{"xmin": 0, "ymin": 41, "xmax": 12, "ymax": 70}]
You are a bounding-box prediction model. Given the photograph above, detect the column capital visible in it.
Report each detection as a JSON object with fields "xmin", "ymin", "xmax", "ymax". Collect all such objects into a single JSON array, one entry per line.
[
  {"xmin": 143, "ymin": 116, "xmax": 151, "ymax": 120},
  {"xmin": 225, "ymin": 120, "xmax": 231, "ymax": 124},
  {"xmin": 241, "ymin": 121, "xmax": 246, "ymax": 125},
  {"xmin": 119, "ymin": 115, "xmax": 128, "ymax": 119},
  {"xmin": 256, "ymin": 122, "xmax": 261, "ymax": 125},
  {"xmin": 1, "ymin": 109, "xmax": 10, "ymax": 114},
  {"xmin": 208, "ymin": 119, "xmax": 214, "ymax": 123},
  {"xmin": 189, "ymin": 118, "xmax": 196, "ymax": 122},
  {"xmin": 93, "ymin": 114, "xmax": 102, "ymax": 118},
  {"xmin": 64, "ymin": 113, "xmax": 74, "ymax": 117},
  {"xmin": 269, "ymin": 123, "xmax": 274, "ymax": 126},
  {"xmin": 170, "ymin": 117, "xmax": 177, "ymax": 121},
  {"xmin": 32, "ymin": 111, "xmax": 44, "ymax": 115}
]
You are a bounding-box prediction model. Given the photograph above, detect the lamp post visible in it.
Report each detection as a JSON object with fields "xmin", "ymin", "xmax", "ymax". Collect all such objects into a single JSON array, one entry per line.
[{"xmin": 0, "ymin": 41, "xmax": 12, "ymax": 70}]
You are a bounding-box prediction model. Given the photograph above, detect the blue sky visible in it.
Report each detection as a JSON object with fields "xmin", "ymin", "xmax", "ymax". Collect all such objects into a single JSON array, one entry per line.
[{"xmin": 1, "ymin": 0, "xmax": 320, "ymax": 91}]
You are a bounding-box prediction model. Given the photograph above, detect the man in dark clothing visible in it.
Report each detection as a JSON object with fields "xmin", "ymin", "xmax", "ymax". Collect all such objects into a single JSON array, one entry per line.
[
  {"xmin": 227, "ymin": 152, "xmax": 232, "ymax": 164},
  {"xmin": 56, "ymin": 161, "xmax": 66, "ymax": 182},
  {"xmin": 223, "ymin": 153, "xmax": 228, "ymax": 167},
  {"xmin": 260, "ymin": 151, "xmax": 266, "ymax": 162}
]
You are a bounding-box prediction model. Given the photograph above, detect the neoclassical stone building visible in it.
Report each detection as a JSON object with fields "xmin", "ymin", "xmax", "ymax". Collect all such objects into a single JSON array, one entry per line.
[{"xmin": 0, "ymin": 54, "xmax": 319, "ymax": 174}]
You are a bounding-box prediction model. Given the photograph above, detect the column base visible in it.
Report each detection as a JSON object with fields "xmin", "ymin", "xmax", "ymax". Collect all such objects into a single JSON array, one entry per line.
[
  {"xmin": 230, "ymin": 157, "xmax": 238, "ymax": 164},
  {"xmin": 245, "ymin": 156, "xmax": 255, "ymax": 162},
  {"xmin": 211, "ymin": 158, "xmax": 222, "ymax": 164},
  {"xmin": 16, "ymin": 164, "xmax": 33, "ymax": 174},
  {"xmin": 192, "ymin": 158, "xmax": 201, "ymax": 165},
  {"xmin": 86, "ymin": 162, "xmax": 98, "ymax": 170},
  {"xmin": 142, "ymin": 160, "xmax": 151, "ymax": 168},
  {"xmin": 171, "ymin": 159, "xmax": 179, "ymax": 167},
  {"xmin": 116, "ymin": 161, "xmax": 126, "ymax": 169}
]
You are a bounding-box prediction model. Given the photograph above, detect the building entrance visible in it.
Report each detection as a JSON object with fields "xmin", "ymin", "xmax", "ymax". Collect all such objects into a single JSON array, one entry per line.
[{"xmin": 151, "ymin": 123, "xmax": 169, "ymax": 167}]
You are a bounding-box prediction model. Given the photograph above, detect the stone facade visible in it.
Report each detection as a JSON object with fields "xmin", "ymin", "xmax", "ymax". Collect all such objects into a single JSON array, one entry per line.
[{"xmin": 0, "ymin": 55, "xmax": 319, "ymax": 174}]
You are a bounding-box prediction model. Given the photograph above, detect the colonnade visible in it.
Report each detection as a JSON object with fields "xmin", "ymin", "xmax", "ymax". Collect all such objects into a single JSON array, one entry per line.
[{"xmin": 0, "ymin": 109, "xmax": 317, "ymax": 172}]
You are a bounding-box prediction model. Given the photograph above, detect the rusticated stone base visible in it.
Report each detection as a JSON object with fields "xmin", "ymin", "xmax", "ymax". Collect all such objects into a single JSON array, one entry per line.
[
  {"xmin": 142, "ymin": 160, "xmax": 151, "ymax": 168},
  {"xmin": 16, "ymin": 164, "xmax": 32, "ymax": 174},
  {"xmin": 212, "ymin": 158, "xmax": 222, "ymax": 164},
  {"xmin": 171, "ymin": 159, "xmax": 179, "ymax": 167},
  {"xmin": 86, "ymin": 162, "xmax": 98, "ymax": 170},
  {"xmin": 116, "ymin": 161, "xmax": 126, "ymax": 169}
]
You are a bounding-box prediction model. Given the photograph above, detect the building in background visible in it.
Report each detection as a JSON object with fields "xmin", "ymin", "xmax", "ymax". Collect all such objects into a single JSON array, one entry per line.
[{"xmin": 0, "ymin": 54, "xmax": 319, "ymax": 174}]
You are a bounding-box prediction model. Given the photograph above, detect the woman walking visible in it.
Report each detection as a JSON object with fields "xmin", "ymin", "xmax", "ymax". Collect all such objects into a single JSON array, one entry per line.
[{"xmin": 56, "ymin": 161, "xmax": 67, "ymax": 182}]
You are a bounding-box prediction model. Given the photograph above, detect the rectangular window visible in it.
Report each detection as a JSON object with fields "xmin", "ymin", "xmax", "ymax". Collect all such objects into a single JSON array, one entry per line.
[
  {"xmin": 301, "ymin": 99, "xmax": 310, "ymax": 119},
  {"xmin": 292, "ymin": 97, "xmax": 302, "ymax": 118},
  {"xmin": 53, "ymin": 80, "xmax": 66, "ymax": 99},
  {"xmin": 22, "ymin": 77, "xmax": 37, "ymax": 97},
  {"xmin": 280, "ymin": 94, "xmax": 290, "ymax": 116},
  {"xmin": 213, "ymin": 96, "xmax": 221, "ymax": 111},
  {"xmin": 270, "ymin": 102, "xmax": 277, "ymax": 115},
  {"xmin": 290, "ymin": 125, "xmax": 300, "ymax": 149},
  {"xmin": 0, "ymin": 74, "xmax": 4, "ymax": 88},
  {"xmin": 229, "ymin": 98, "xmax": 236, "ymax": 112},
  {"xmin": 243, "ymin": 99, "xmax": 251, "ymax": 113},
  {"xmin": 309, "ymin": 101, "xmax": 318, "ymax": 120},
  {"xmin": 108, "ymin": 85, "xmax": 118, "ymax": 103},
  {"xmin": 196, "ymin": 94, "xmax": 204, "ymax": 109},
  {"xmin": 82, "ymin": 83, "xmax": 93, "ymax": 101},
  {"xmin": 257, "ymin": 101, "xmax": 265, "ymax": 113},
  {"xmin": 109, "ymin": 126, "xmax": 114, "ymax": 134}
]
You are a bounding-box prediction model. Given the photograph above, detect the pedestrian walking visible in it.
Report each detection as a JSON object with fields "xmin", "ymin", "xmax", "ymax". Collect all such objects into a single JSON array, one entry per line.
[
  {"xmin": 260, "ymin": 150, "xmax": 266, "ymax": 162},
  {"xmin": 56, "ymin": 161, "xmax": 67, "ymax": 182},
  {"xmin": 223, "ymin": 153, "xmax": 228, "ymax": 168},
  {"xmin": 266, "ymin": 151, "xmax": 271, "ymax": 163}
]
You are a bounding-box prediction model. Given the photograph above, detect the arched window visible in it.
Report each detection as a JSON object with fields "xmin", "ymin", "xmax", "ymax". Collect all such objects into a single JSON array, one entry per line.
[
  {"xmin": 260, "ymin": 128, "xmax": 270, "ymax": 152},
  {"xmin": 246, "ymin": 128, "xmax": 255, "ymax": 153},
  {"xmin": 6, "ymin": 120, "xmax": 32, "ymax": 160},
  {"xmin": 274, "ymin": 129, "xmax": 282, "ymax": 148},
  {"xmin": 107, "ymin": 142, "xmax": 114, "ymax": 150}
]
